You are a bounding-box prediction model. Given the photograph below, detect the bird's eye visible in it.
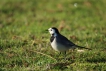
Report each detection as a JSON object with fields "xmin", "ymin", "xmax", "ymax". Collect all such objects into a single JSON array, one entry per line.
[{"xmin": 51, "ymin": 29, "xmax": 52, "ymax": 31}]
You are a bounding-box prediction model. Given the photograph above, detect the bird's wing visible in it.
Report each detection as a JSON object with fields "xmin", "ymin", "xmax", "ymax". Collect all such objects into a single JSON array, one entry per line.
[
  {"xmin": 56, "ymin": 34, "xmax": 91, "ymax": 50},
  {"xmin": 56, "ymin": 34, "xmax": 75, "ymax": 47}
]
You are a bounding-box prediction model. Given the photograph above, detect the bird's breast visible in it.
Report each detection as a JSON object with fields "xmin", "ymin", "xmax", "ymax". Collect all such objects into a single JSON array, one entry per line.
[{"xmin": 51, "ymin": 38, "xmax": 69, "ymax": 52}]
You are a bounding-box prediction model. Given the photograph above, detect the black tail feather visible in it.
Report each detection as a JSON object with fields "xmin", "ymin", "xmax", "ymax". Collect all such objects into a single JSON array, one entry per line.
[{"xmin": 75, "ymin": 45, "xmax": 91, "ymax": 50}]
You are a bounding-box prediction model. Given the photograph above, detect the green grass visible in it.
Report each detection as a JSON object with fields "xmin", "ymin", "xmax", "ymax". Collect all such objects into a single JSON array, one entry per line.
[{"xmin": 0, "ymin": 0, "xmax": 106, "ymax": 71}]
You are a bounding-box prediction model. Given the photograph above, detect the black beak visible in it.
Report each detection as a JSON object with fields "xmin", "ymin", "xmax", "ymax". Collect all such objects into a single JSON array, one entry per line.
[
  {"xmin": 44, "ymin": 29, "xmax": 48, "ymax": 33},
  {"xmin": 45, "ymin": 29, "xmax": 48, "ymax": 31}
]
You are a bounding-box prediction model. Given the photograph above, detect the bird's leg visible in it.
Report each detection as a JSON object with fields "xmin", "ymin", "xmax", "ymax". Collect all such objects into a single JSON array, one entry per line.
[
  {"xmin": 65, "ymin": 51, "xmax": 66, "ymax": 54},
  {"xmin": 58, "ymin": 52, "xmax": 65, "ymax": 58},
  {"xmin": 57, "ymin": 51, "xmax": 67, "ymax": 60},
  {"xmin": 56, "ymin": 52, "xmax": 62, "ymax": 61},
  {"xmin": 57, "ymin": 52, "xmax": 61, "ymax": 59},
  {"xmin": 57, "ymin": 51, "xmax": 68, "ymax": 62},
  {"xmin": 64, "ymin": 51, "xmax": 67, "ymax": 60},
  {"xmin": 59, "ymin": 52, "xmax": 61, "ymax": 55}
]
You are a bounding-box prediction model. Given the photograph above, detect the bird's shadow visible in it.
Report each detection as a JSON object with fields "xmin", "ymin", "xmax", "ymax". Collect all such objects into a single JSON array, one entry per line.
[
  {"xmin": 45, "ymin": 56, "xmax": 75, "ymax": 70},
  {"xmin": 46, "ymin": 61, "xmax": 74, "ymax": 70}
]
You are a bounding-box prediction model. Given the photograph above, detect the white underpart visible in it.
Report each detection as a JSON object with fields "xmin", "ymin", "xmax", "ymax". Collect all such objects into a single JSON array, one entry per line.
[{"xmin": 51, "ymin": 38, "xmax": 69, "ymax": 52}]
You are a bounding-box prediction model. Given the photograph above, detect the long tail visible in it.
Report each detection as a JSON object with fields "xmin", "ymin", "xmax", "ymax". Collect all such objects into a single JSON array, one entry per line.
[{"xmin": 75, "ymin": 45, "xmax": 91, "ymax": 50}]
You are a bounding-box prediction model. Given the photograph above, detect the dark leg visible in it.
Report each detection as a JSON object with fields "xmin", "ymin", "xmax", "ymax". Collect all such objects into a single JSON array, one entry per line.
[
  {"xmin": 64, "ymin": 51, "xmax": 66, "ymax": 55},
  {"xmin": 61, "ymin": 51, "xmax": 67, "ymax": 60},
  {"xmin": 59, "ymin": 52, "xmax": 61, "ymax": 55},
  {"xmin": 57, "ymin": 52, "xmax": 61, "ymax": 59}
]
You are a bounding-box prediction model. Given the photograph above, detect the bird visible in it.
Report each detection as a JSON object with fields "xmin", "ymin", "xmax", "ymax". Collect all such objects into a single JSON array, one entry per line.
[{"xmin": 47, "ymin": 27, "xmax": 91, "ymax": 54}]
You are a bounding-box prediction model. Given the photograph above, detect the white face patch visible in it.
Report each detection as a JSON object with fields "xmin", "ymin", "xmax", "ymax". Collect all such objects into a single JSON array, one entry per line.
[{"xmin": 48, "ymin": 28, "xmax": 57, "ymax": 36}]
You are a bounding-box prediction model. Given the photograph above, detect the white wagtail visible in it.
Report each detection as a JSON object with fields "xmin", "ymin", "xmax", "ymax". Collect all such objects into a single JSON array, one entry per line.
[{"xmin": 47, "ymin": 27, "xmax": 91, "ymax": 54}]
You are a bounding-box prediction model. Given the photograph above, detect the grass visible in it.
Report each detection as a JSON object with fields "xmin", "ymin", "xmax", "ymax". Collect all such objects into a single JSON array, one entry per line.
[{"xmin": 0, "ymin": 0, "xmax": 106, "ymax": 71}]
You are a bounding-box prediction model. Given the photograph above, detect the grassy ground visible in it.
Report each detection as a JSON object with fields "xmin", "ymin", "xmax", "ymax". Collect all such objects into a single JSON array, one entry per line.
[{"xmin": 0, "ymin": 0, "xmax": 106, "ymax": 71}]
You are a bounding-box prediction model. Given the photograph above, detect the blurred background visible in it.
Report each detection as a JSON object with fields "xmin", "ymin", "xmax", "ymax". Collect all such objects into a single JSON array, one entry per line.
[
  {"xmin": 0, "ymin": 0, "xmax": 106, "ymax": 39},
  {"xmin": 0, "ymin": 0, "xmax": 106, "ymax": 71}
]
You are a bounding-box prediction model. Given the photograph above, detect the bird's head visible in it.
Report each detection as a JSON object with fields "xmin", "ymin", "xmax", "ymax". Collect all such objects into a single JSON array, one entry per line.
[{"xmin": 48, "ymin": 27, "xmax": 60, "ymax": 36}]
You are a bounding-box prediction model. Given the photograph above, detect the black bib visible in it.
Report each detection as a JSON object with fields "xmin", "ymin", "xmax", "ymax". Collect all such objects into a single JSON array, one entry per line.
[{"xmin": 50, "ymin": 34, "xmax": 55, "ymax": 43}]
